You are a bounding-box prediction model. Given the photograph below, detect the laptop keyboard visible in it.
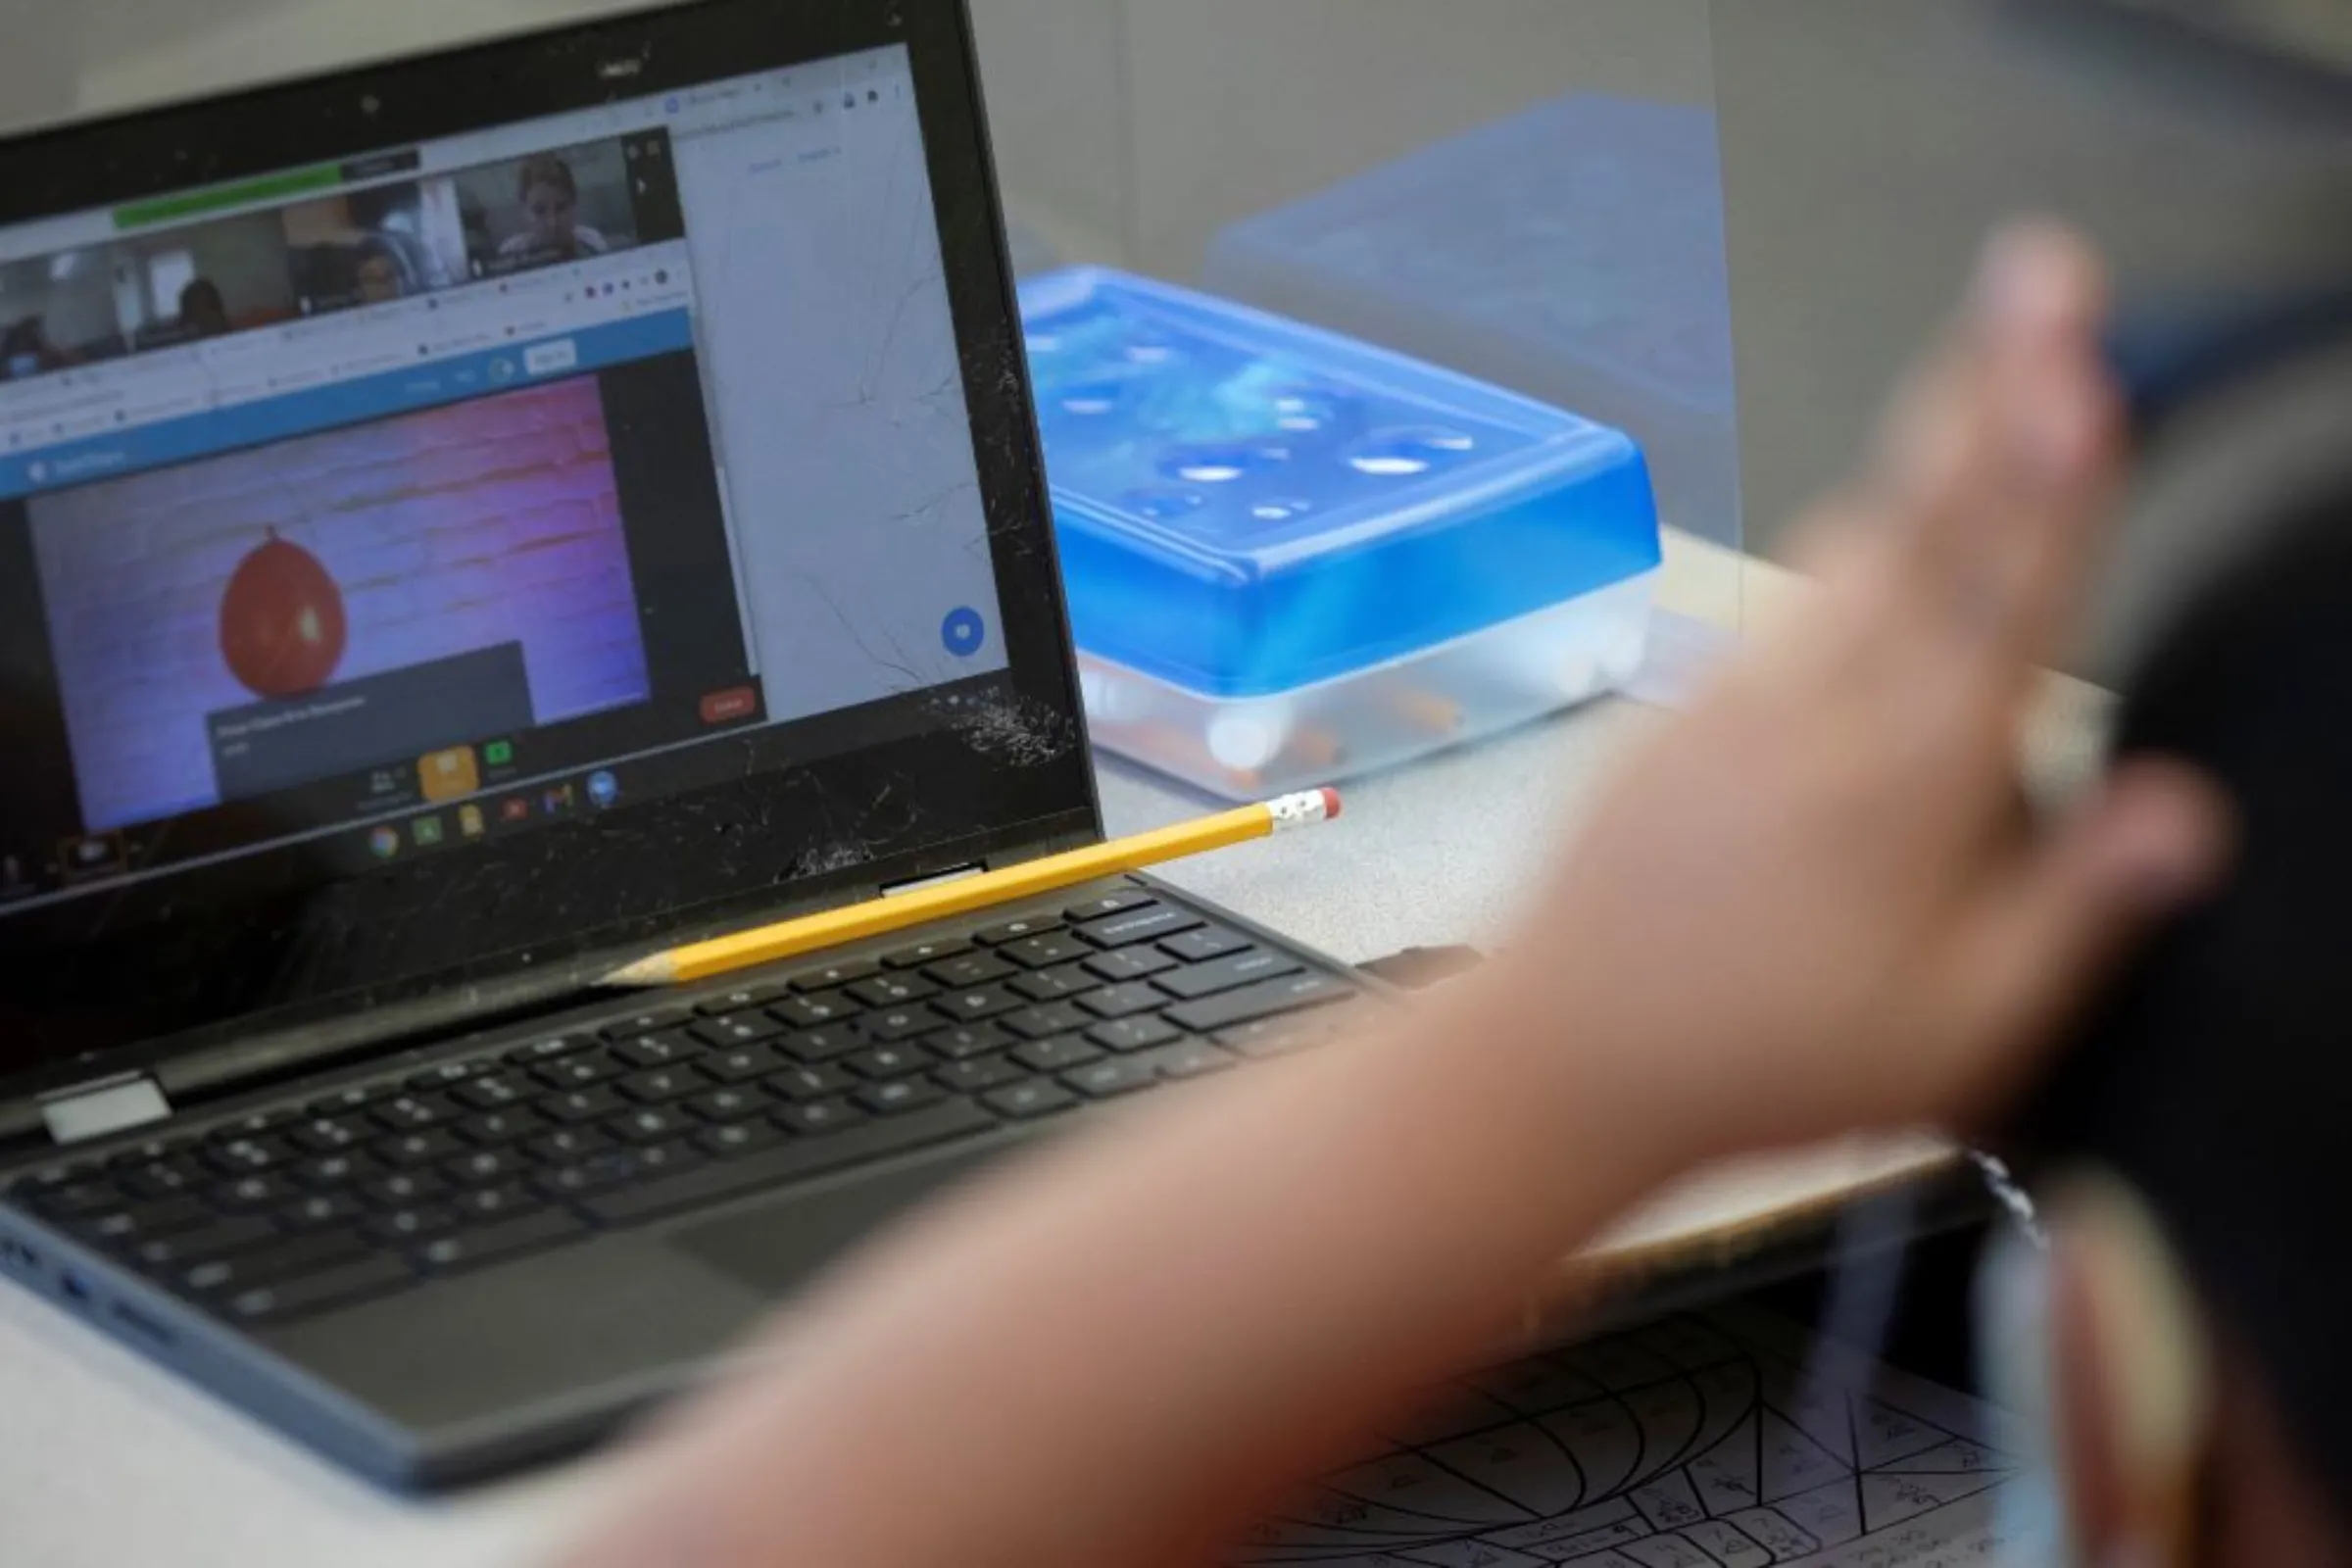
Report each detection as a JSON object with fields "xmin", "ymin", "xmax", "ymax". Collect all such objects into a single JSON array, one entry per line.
[{"xmin": 8, "ymin": 896, "xmax": 1364, "ymax": 1329}]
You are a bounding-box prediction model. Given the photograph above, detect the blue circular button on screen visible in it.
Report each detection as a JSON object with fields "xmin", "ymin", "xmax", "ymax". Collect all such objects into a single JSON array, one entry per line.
[
  {"xmin": 587, "ymin": 770, "xmax": 620, "ymax": 809},
  {"xmin": 942, "ymin": 608, "xmax": 986, "ymax": 658}
]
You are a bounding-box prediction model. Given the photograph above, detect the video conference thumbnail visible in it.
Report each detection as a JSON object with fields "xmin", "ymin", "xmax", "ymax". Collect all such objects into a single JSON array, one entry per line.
[
  {"xmin": 0, "ymin": 130, "xmax": 672, "ymax": 381},
  {"xmin": 28, "ymin": 373, "xmax": 654, "ymax": 833}
]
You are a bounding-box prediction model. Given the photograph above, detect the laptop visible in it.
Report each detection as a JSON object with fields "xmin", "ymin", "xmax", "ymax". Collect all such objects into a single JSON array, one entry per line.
[{"xmin": 0, "ymin": 0, "xmax": 1368, "ymax": 1489}]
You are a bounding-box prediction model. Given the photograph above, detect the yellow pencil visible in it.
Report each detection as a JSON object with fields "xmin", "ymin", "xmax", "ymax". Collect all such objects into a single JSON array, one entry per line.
[{"xmin": 599, "ymin": 788, "xmax": 1344, "ymax": 989}]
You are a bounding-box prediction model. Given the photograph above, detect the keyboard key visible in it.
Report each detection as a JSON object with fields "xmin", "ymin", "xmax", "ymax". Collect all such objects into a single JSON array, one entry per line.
[
  {"xmin": 367, "ymin": 1206, "xmax": 460, "ymax": 1245},
  {"xmin": 1087, "ymin": 1016, "xmax": 1182, "ymax": 1054},
  {"xmin": 1063, "ymin": 1058, "xmax": 1157, "ymax": 1100},
  {"xmin": 1001, "ymin": 932, "xmax": 1093, "ymax": 969},
  {"xmin": 25, "ymin": 1178, "xmax": 125, "ymax": 1219},
  {"xmin": 633, "ymin": 1142, "xmax": 703, "ymax": 1180},
  {"xmin": 847, "ymin": 973, "xmax": 937, "ymax": 1007},
  {"xmin": 82, "ymin": 1198, "xmax": 209, "ymax": 1246},
  {"xmin": 452, "ymin": 1077, "xmax": 528, "ymax": 1111},
  {"xmin": 536, "ymin": 1087, "xmax": 625, "ymax": 1125},
  {"xmin": 1009, "ymin": 964, "xmax": 1096, "ymax": 1002},
  {"xmin": 789, "ymin": 959, "xmax": 881, "ymax": 993},
  {"xmin": 1010, "ymin": 1035, "xmax": 1102, "ymax": 1074},
  {"xmin": 210, "ymin": 1106, "xmax": 303, "ymax": 1141},
  {"xmin": 360, "ymin": 1170, "xmax": 447, "ymax": 1207},
  {"xmin": 1159, "ymin": 927, "xmax": 1252, "ymax": 964},
  {"xmin": 278, "ymin": 1193, "xmax": 365, "ymax": 1231},
  {"xmin": 409, "ymin": 1058, "xmax": 495, "ymax": 1091},
  {"xmin": 933, "ymin": 1056, "xmax": 1030, "ymax": 1096},
  {"xmin": 456, "ymin": 1108, "xmax": 547, "ymax": 1148},
  {"xmin": 694, "ymin": 1120, "xmax": 785, "ymax": 1159},
  {"xmin": 1217, "ymin": 1014, "xmax": 1350, "ymax": 1059},
  {"xmin": 1165, "ymin": 973, "xmax": 1355, "ymax": 1035},
  {"xmin": 121, "ymin": 1159, "xmax": 209, "ymax": 1200},
  {"xmin": 616, "ymin": 1065, "xmax": 712, "ymax": 1104},
  {"xmin": 534, "ymin": 1152, "xmax": 642, "ymax": 1200},
  {"xmin": 288, "ymin": 1116, "xmax": 369, "ymax": 1154},
  {"xmin": 768, "ymin": 994, "xmax": 858, "ymax": 1030},
  {"xmin": 1001, "ymin": 1002, "xmax": 1092, "ymax": 1041},
  {"xmin": 1075, "ymin": 982, "xmax": 1166, "ymax": 1020},
  {"xmin": 611, "ymin": 1031, "xmax": 703, "ymax": 1070},
  {"xmin": 685, "ymin": 1086, "xmax": 767, "ymax": 1123},
  {"xmin": 108, "ymin": 1137, "xmax": 195, "ymax": 1170},
  {"xmin": 204, "ymin": 1136, "xmax": 299, "ymax": 1176},
  {"xmin": 1077, "ymin": 905, "xmax": 1202, "ymax": 950},
  {"xmin": 608, "ymin": 1107, "xmax": 691, "ymax": 1145},
  {"xmin": 778, "ymin": 1026, "xmax": 862, "ymax": 1063},
  {"xmin": 130, "ymin": 1216, "xmax": 278, "ymax": 1271},
  {"xmin": 597, "ymin": 1009, "xmax": 690, "ymax": 1042},
  {"xmin": 1145, "ymin": 1040, "xmax": 1240, "ymax": 1081},
  {"xmin": 973, "ymin": 915, "xmax": 1060, "ymax": 946},
  {"xmin": 933, "ymin": 985, "xmax": 1024, "ymax": 1022},
  {"xmin": 583, "ymin": 1102, "xmax": 997, "ymax": 1227},
  {"xmin": 442, "ymin": 1150, "xmax": 528, "ymax": 1188},
  {"xmin": 928, "ymin": 1023, "xmax": 1013, "ymax": 1061},
  {"xmin": 855, "ymin": 1079, "xmax": 946, "ymax": 1116},
  {"xmin": 211, "ymin": 1174, "xmax": 296, "ymax": 1212},
  {"xmin": 306, "ymin": 1083, "xmax": 395, "ymax": 1118},
  {"xmin": 375, "ymin": 1130, "xmax": 466, "ymax": 1168},
  {"xmin": 1063, "ymin": 890, "xmax": 1156, "ymax": 922},
  {"xmin": 416, "ymin": 1212, "xmax": 588, "ymax": 1275},
  {"xmin": 292, "ymin": 1152, "xmax": 379, "ymax": 1190},
  {"xmin": 701, "ymin": 1043, "xmax": 784, "ymax": 1082},
  {"xmin": 12, "ymin": 1162, "xmax": 96, "ymax": 1198},
  {"xmin": 882, "ymin": 936, "xmax": 974, "ymax": 970},
  {"xmin": 862, "ymin": 1006, "xmax": 944, "ymax": 1043},
  {"xmin": 223, "ymin": 1256, "xmax": 415, "ymax": 1323},
  {"xmin": 369, "ymin": 1095, "xmax": 460, "ymax": 1133},
  {"xmin": 510, "ymin": 1033, "xmax": 599, "ymax": 1063},
  {"xmin": 181, "ymin": 1230, "xmax": 370, "ymax": 1297},
  {"xmin": 921, "ymin": 952, "xmax": 1013, "ymax": 988},
  {"xmin": 844, "ymin": 1043, "xmax": 937, "ymax": 1082},
  {"xmin": 983, "ymin": 1082, "xmax": 1078, "ymax": 1120},
  {"xmin": 534, "ymin": 1055, "xmax": 621, "ymax": 1090},
  {"xmin": 1153, "ymin": 949, "xmax": 1304, "ymax": 1002},
  {"xmin": 694, "ymin": 981, "xmax": 793, "ymax": 1017},
  {"xmin": 691, "ymin": 1013, "xmax": 785, "ymax": 1051},
  {"xmin": 764, "ymin": 1063, "xmax": 858, "ymax": 1102},
  {"xmin": 1081, "ymin": 947, "xmax": 1176, "ymax": 983},
  {"xmin": 453, "ymin": 1184, "xmax": 541, "ymax": 1224},
  {"xmin": 524, "ymin": 1128, "xmax": 612, "ymax": 1164},
  {"xmin": 772, "ymin": 1098, "xmax": 868, "ymax": 1137}
]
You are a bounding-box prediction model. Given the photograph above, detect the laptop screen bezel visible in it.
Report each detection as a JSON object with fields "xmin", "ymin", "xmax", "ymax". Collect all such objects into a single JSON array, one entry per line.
[{"xmin": 0, "ymin": 0, "xmax": 1102, "ymax": 1101}]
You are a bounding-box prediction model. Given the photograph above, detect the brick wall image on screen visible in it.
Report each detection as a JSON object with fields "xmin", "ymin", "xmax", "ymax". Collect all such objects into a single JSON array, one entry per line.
[{"xmin": 31, "ymin": 376, "xmax": 652, "ymax": 833}]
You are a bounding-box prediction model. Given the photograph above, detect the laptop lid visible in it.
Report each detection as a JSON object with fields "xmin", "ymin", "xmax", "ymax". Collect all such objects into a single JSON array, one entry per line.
[{"xmin": 0, "ymin": 0, "xmax": 1098, "ymax": 1131}]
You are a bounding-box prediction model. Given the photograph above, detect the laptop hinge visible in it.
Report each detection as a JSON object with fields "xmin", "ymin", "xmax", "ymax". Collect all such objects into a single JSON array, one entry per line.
[
  {"xmin": 880, "ymin": 861, "xmax": 986, "ymax": 898},
  {"xmin": 39, "ymin": 1074, "xmax": 172, "ymax": 1146}
]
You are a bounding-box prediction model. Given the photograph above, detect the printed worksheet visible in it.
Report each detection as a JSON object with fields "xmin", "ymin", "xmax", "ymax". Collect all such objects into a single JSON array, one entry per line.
[{"xmin": 1234, "ymin": 1306, "xmax": 2037, "ymax": 1567}]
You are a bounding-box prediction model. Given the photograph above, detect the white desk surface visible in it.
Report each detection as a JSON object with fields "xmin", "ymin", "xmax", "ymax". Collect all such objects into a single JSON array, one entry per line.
[{"xmin": 0, "ymin": 539, "xmax": 2114, "ymax": 1567}]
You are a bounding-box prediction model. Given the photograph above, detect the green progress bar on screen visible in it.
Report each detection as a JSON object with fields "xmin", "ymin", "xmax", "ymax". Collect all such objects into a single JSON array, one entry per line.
[{"xmin": 113, "ymin": 164, "xmax": 345, "ymax": 230}]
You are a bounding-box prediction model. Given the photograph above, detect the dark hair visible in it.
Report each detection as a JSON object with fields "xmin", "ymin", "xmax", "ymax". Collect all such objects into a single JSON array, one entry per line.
[
  {"xmin": 515, "ymin": 154, "xmax": 578, "ymax": 204},
  {"xmin": 178, "ymin": 278, "xmax": 226, "ymax": 319}
]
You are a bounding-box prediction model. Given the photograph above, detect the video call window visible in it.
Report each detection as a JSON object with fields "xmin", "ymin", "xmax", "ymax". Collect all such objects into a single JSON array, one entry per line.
[
  {"xmin": 454, "ymin": 142, "xmax": 646, "ymax": 280},
  {"xmin": 281, "ymin": 180, "xmax": 469, "ymax": 314}
]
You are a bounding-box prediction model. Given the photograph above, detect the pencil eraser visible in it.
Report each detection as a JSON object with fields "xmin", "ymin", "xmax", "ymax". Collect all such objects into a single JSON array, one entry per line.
[{"xmin": 1320, "ymin": 787, "xmax": 1344, "ymax": 822}]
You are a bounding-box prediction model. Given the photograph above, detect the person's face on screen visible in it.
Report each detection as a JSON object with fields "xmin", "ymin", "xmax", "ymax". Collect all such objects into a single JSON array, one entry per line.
[
  {"xmin": 355, "ymin": 252, "xmax": 402, "ymax": 305},
  {"xmin": 522, "ymin": 180, "xmax": 579, "ymax": 254}
]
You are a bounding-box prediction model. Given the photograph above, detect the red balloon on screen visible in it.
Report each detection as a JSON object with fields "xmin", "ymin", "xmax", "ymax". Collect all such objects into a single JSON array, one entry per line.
[{"xmin": 219, "ymin": 532, "xmax": 347, "ymax": 699}]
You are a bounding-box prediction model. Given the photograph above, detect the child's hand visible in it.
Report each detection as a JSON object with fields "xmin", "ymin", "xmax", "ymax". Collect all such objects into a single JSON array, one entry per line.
[{"xmin": 1512, "ymin": 224, "xmax": 2232, "ymax": 1165}]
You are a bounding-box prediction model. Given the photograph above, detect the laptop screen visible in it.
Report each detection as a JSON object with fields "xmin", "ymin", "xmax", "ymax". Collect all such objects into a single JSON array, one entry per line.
[{"xmin": 0, "ymin": 43, "xmax": 1009, "ymax": 923}]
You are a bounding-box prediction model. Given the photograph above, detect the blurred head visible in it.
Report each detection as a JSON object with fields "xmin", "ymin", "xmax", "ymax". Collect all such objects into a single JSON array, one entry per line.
[
  {"xmin": 177, "ymin": 278, "xmax": 228, "ymax": 337},
  {"xmin": 353, "ymin": 245, "xmax": 403, "ymax": 306},
  {"xmin": 2006, "ymin": 459, "xmax": 2352, "ymax": 1562},
  {"xmin": 516, "ymin": 154, "xmax": 581, "ymax": 254}
]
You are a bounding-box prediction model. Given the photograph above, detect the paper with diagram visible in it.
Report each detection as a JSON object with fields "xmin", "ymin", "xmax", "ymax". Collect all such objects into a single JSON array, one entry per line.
[{"xmin": 1233, "ymin": 1306, "xmax": 2035, "ymax": 1567}]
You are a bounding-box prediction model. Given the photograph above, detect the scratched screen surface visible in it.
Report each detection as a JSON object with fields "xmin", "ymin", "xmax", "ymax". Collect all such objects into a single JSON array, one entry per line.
[{"xmin": 1234, "ymin": 1307, "xmax": 2032, "ymax": 1568}]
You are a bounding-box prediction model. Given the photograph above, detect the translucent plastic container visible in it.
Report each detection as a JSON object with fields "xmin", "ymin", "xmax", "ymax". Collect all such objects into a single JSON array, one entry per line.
[{"xmin": 1019, "ymin": 269, "xmax": 1662, "ymax": 799}]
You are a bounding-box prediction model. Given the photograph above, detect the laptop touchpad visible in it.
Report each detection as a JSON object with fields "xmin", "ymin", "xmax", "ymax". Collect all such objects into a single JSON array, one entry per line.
[{"xmin": 669, "ymin": 1146, "xmax": 1004, "ymax": 1295}]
